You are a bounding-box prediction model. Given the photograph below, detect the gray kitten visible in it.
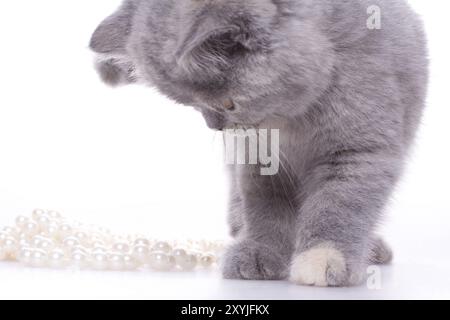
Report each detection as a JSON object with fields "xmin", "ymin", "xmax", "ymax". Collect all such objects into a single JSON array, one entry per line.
[{"xmin": 90, "ymin": 0, "xmax": 428, "ymax": 286}]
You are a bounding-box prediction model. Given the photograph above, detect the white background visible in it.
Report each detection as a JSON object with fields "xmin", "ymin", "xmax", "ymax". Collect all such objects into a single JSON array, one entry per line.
[{"xmin": 0, "ymin": 1, "xmax": 449, "ymax": 299}]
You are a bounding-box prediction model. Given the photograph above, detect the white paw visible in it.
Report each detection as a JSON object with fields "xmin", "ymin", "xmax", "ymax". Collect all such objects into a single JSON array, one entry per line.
[{"xmin": 289, "ymin": 243, "xmax": 347, "ymax": 287}]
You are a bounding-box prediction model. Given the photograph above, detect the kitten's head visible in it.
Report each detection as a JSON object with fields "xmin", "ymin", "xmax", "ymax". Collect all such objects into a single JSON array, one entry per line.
[{"xmin": 90, "ymin": 0, "xmax": 335, "ymax": 130}]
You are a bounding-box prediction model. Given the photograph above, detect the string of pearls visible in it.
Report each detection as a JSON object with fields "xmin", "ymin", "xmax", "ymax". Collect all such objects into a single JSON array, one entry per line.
[{"xmin": 0, "ymin": 209, "xmax": 225, "ymax": 272}]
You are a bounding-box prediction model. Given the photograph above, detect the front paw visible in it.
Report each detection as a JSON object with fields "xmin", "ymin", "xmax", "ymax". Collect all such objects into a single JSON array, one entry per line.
[
  {"xmin": 289, "ymin": 243, "xmax": 364, "ymax": 287},
  {"xmin": 222, "ymin": 240, "xmax": 288, "ymax": 280}
]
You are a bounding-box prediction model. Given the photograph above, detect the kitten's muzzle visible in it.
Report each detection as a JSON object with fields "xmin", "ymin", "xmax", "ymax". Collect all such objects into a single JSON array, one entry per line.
[{"xmin": 199, "ymin": 98, "xmax": 239, "ymax": 130}]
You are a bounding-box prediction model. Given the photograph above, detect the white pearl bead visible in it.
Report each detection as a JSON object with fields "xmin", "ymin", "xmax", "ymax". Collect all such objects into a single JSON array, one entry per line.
[
  {"xmin": 47, "ymin": 210, "xmax": 61, "ymax": 219},
  {"xmin": 0, "ymin": 232, "xmax": 10, "ymax": 243},
  {"xmin": 71, "ymin": 250, "xmax": 89, "ymax": 268},
  {"xmin": 199, "ymin": 254, "xmax": 215, "ymax": 268},
  {"xmin": 148, "ymin": 252, "xmax": 175, "ymax": 271},
  {"xmin": 173, "ymin": 248, "xmax": 197, "ymax": 271},
  {"xmin": 134, "ymin": 238, "xmax": 150, "ymax": 247},
  {"xmin": 23, "ymin": 221, "xmax": 39, "ymax": 236},
  {"xmin": 31, "ymin": 235, "xmax": 43, "ymax": 245},
  {"xmin": 62, "ymin": 236, "xmax": 80, "ymax": 251},
  {"xmin": 41, "ymin": 222, "xmax": 59, "ymax": 239},
  {"xmin": 32, "ymin": 209, "xmax": 46, "ymax": 221},
  {"xmin": 176, "ymin": 253, "xmax": 197, "ymax": 271},
  {"xmin": 2, "ymin": 227, "xmax": 19, "ymax": 237},
  {"xmin": 74, "ymin": 231, "xmax": 91, "ymax": 247},
  {"xmin": 112, "ymin": 242, "xmax": 130, "ymax": 253},
  {"xmin": 36, "ymin": 215, "xmax": 51, "ymax": 229},
  {"xmin": 18, "ymin": 247, "xmax": 33, "ymax": 264},
  {"xmin": 92, "ymin": 252, "xmax": 109, "ymax": 270},
  {"xmin": 15, "ymin": 216, "xmax": 29, "ymax": 229},
  {"xmin": 48, "ymin": 249, "xmax": 67, "ymax": 268},
  {"xmin": 123, "ymin": 254, "xmax": 138, "ymax": 270},
  {"xmin": 18, "ymin": 232, "xmax": 31, "ymax": 242},
  {"xmin": 30, "ymin": 249, "xmax": 48, "ymax": 267},
  {"xmin": 108, "ymin": 253, "xmax": 125, "ymax": 270},
  {"xmin": 58, "ymin": 223, "xmax": 73, "ymax": 239},
  {"xmin": 153, "ymin": 241, "xmax": 172, "ymax": 254},
  {"xmin": 132, "ymin": 245, "xmax": 149, "ymax": 263},
  {"xmin": 172, "ymin": 248, "xmax": 187, "ymax": 263},
  {"xmin": 32, "ymin": 236, "xmax": 54, "ymax": 251},
  {"xmin": 3, "ymin": 237, "xmax": 18, "ymax": 257},
  {"xmin": 0, "ymin": 247, "xmax": 7, "ymax": 261}
]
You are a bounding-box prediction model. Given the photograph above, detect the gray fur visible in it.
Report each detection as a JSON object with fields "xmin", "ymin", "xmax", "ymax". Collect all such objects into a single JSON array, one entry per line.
[{"xmin": 90, "ymin": 0, "xmax": 428, "ymax": 286}]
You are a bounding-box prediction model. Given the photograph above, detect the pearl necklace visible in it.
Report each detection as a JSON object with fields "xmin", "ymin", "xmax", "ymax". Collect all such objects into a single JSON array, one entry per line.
[{"xmin": 0, "ymin": 209, "xmax": 225, "ymax": 272}]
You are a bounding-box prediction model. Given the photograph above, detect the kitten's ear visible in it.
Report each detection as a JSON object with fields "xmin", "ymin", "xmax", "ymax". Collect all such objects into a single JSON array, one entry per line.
[
  {"xmin": 89, "ymin": 1, "xmax": 136, "ymax": 86},
  {"xmin": 175, "ymin": 16, "xmax": 267, "ymax": 81}
]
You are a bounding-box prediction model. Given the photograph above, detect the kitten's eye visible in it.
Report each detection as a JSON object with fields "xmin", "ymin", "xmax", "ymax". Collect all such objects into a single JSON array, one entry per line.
[{"xmin": 223, "ymin": 98, "xmax": 235, "ymax": 111}]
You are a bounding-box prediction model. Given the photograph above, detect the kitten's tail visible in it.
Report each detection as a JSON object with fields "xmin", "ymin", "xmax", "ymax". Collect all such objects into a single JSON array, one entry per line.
[{"xmin": 369, "ymin": 237, "xmax": 393, "ymax": 265}]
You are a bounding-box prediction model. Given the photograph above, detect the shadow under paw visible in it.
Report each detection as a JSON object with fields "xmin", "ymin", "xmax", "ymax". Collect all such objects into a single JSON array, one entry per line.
[{"xmin": 222, "ymin": 240, "xmax": 289, "ymax": 280}]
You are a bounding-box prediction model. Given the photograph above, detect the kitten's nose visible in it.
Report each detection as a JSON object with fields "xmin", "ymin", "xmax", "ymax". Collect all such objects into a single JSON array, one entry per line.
[{"xmin": 223, "ymin": 98, "xmax": 235, "ymax": 111}]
